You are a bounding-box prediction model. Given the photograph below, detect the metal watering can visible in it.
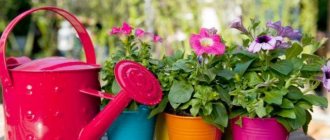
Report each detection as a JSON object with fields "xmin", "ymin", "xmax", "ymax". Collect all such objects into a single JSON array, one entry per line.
[{"xmin": 0, "ymin": 7, "xmax": 163, "ymax": 140}]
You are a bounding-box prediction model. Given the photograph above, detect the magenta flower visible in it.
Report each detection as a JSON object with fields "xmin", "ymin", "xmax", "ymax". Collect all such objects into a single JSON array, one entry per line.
[
  {"xmin": 109, "ymin": 22, "xmax": 133, "ymax": 36},
  {"xmin": 110, "ymin": 27, "xmax": 121, "ymax": 35},
  {"xmin": 153, "ymin": 35, "xmax": 162, "ymax": 43},
  {"xmin": 135, "ymin": 28, "xmax": 145, "ymax": 38},
  {"xmin": 189, "ymin": 28, "xmax": 226, "ymax": 56},
  {"xmin": 322, "ymin": 61, "xmax": 330, "ymax": 91},
  {"xmin": 248, "ymin": 35, "xmax": 282, "ymax": 53},
  {"xmin": 121, "ymin": 22, "xmax": 133, "ymax": 35}
]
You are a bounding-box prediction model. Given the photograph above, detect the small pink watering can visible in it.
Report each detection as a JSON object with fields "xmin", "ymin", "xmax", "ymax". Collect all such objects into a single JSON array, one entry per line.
[{"xmin": 0, "ymin": 7, "xmax": 163, "ymax": 140}]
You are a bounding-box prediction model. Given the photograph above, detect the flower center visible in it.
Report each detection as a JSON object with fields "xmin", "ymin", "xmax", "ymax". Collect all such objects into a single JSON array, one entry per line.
[
  {"xmin": 326, "ymin": 71, "xmax": 330, "ymax": 79},
  {"xmin": 256, "ymin": 35, "xmax": 271, "ymax": 43},
  {"xmin": 200, "ymin": 38, "xmax": 214, "ymax": 47}
]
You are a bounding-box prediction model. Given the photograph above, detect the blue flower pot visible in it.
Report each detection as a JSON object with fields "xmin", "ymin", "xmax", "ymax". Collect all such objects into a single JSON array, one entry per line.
[{"xmin": 107, "ymin": 105, "xmax": 156, "ymax": 140}]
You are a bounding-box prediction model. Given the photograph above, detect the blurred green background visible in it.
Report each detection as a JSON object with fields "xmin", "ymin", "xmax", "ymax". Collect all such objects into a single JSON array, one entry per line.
[{"xmin": 0, "ymin": 0, "xmax": 330, "ymax": 138}]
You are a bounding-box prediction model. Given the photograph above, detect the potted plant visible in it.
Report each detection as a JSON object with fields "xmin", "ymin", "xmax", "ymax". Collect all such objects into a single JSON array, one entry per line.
[
  {"xmin": 228, "ymin": 18, "xmax": 328, "ymax": 140},
  {"xmin": 102, "ymin": 22, "xmax": 162, "ymax": 140},
  {"xmin": 149, "ymin": 28, "xmax": 230, "ymax": 140}
]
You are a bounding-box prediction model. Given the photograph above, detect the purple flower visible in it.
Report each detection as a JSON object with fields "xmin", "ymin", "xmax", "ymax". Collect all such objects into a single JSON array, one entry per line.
[
  {"xmin": 230, "ymin": 16, "xmax": 248, "ymax": 34},
  {"xmin": 266, "ymin": 21, "xmax": 302, "ymax": 41},
  {"xmin": 322, "ymin": 61, "xmax": 330, "ymax": 91},
  {"xmin": 248, "ymin": 35, "xmax": 282, "ymax": 53}
]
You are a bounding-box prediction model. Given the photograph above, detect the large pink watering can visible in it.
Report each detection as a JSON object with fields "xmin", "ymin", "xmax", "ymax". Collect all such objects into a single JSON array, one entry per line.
[{"xmin": 0, "ymin": 7, "xmax": 163, "ymax": 140}]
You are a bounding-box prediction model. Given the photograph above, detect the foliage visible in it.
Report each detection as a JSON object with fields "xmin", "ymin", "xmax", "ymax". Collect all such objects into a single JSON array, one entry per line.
[{"xmin": 229, "ymin": 19, "xmax": 328, "ymax": 133}]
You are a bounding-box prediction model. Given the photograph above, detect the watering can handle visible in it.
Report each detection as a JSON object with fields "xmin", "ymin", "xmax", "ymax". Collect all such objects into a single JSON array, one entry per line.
[{"xmin": 0, "ymin": 6, "xmax": 96, "ymax": 87}]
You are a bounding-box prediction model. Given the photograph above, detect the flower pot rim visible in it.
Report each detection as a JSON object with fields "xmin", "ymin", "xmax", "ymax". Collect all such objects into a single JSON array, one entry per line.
[{"xmin": 164, "ymin": 112, "xmax": 202, "ymax": 119}]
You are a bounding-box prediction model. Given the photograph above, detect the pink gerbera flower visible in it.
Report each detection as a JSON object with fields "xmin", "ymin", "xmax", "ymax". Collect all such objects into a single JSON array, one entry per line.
[{"xmin": 189, "ymin": 28, "xmax": 225, "ymax": 56}]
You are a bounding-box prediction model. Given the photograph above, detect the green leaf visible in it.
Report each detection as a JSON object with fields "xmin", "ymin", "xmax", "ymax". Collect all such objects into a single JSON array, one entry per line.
[
  {"xmin": 286, "ymin": 86, "xmax": 303, "ymax": 100},
  {"xmin": 270, "ymin": 60, "xmax": 293, "ymax": 75},
  {"xmin": 234, "ymin": 60, "xmax": 254, "ymax": 75},
  {"xmin": 246, "ymin": 72, "xmax": 263, "ymax": 86},
  {"xmin": 203, "ymin": 102, "xmax": 213, "ymax": 115},
  {"xmin": 148, "ymin": 97, "xmax": 168, "ymax": 118},
  {"xmin": 285, "ymin": 43, "xmax": 303, "ymax": 59},
  {"xmin": 170, "ymin": 102, "xmax": 180, "ymax": 109},
  {"xmin": 168, "ymin": 80, "xmax": 194, "ymax": 104},
  {"xmin": 217, "ymin": 69, "xmax": 234, "ymax": 80},
  {"xmin": 112, "ymin": 80, "xmax": 121, "ymax": 94},
  {"xmin": 203, "ymin": 68, "xmax": 217, "ymax": 82},
  {"xmin": 264, "ymin": 90, "xmax": 286, "ymax": 105},
  {"xmin": 172, "ymin": 59, "xmax": 193, "ymax": 72},
  {"xmin": 255, "ymin": 99, "xmax": 267, "ymax": 118},
  {"xmin": 303, "ymin": 111, "xmax": 312, "ymax": 134},
  {"xmin": 289, "ymin": 106, "xmax": 306, "ymax": 130},
  {"xmin": 190, "ymin": 99, "xmax": 201, "ymax": 116},
  {"xmin": 301, "ymin": 64, "xmax": 322, "ymax": 72},
  {"xmin": 291, "ymin": 58, "xmax": 304, "ymax": 70},
  {"xmin": 281, "ymin": 98, "xmax": 294, "ymax": 109},
  {"xmin": 277, "ymin": 117, "xmax": 293, "ymax": 132},
  {"xmin": 215, "ymin": 86, "xmax": 231, "ymax": 104},
  {"xmin": 277, "ymin": 109, "xmax": 296, "ymax": 119},
  {"xmin": 296, "ymin": 101, "xmax": 312, "ymax": 110},
  {"xmin": 202, "ymin": 103, "xmax": 228, "ymax": 131},
  {"xmin": 303, "ymin": 94, "xmax": 328, "ymax": 108}
]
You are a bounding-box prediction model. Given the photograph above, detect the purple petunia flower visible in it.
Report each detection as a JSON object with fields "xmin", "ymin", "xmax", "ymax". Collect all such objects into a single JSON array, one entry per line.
[
  {"xmin": 248, "ymin": 35, "xmax": 282, "ymax": 53},
  {"xmin": 230, "ymin": 16, "xmax": 248, "ymax": 34},
  {"xmin": 322, "ymin": 61, "xmax": 330, "ymax": 91},
  {"xmin": 266, "ymin": 21, "xmax": 302, "ymax": 41}
]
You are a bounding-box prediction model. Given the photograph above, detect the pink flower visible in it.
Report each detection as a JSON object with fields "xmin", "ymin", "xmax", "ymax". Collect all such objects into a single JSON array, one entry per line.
[
  {"xmin": 110, "ymin": 27, "xmax": 121, "ymax": 35},
  {"xmin": 121, "ymin": 22, "xmax": 133, "ymax": 35},
  {"xmin": 189, "ymin": 28, "xmax": 226, "ymax": 56},
  {"xmin": 135, "ymin": 28, "xmax": 145, "ymax": 38},
  {"xmin": 109, "ymin": 22, "xmax": 133, "ymax": 36},
  {"xmin": 153, "ymin": 35, "xmax": 162, "ymax": 43}
]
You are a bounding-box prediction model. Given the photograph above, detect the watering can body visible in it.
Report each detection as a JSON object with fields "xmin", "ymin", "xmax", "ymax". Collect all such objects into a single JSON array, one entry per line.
[
  {"xmin": 3, "ymin": 58, "xmax": 101, "ymax": 139},
  {"xmin": 0, "ymin": 7, "xmax": 163, "ymax": 140}
]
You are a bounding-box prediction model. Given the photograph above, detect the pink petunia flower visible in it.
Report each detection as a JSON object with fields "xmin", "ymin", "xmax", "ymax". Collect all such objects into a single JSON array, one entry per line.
[
  {"xmin": 109, "ymin": 22, "xmax": 133, "ymax": 36},
  {"xmin": 248, "ymin": 35, "xmax": 282, "ymax": 53},
  {"xmin": 189, "ymin": 28, "xmax": 226, "ymax": 56},
  {"xmin": 121, "ymin": 22, "xmax": 133, "ymax": 35},
  {"xmin": 135, "ymin": 28, "xmax": 145, "ymax": 38},
  {"xmin": 153, "ymin": 35, "xmax": 162, "ymax": 43},
  {"xmin": 110, "ymin": 27, "xmax": 121, "ymax": 35}
]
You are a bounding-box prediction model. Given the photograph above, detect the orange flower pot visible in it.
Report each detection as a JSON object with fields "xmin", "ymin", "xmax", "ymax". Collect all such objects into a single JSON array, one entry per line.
[{"xmin": 165, "ymin": 113, "xmax": 222, "ymax": 140}]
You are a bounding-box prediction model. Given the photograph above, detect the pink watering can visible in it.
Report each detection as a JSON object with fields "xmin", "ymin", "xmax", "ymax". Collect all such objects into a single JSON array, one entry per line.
[{"xmin": 0, "ymin": 7, "xmax": 163, "ymax": 140}]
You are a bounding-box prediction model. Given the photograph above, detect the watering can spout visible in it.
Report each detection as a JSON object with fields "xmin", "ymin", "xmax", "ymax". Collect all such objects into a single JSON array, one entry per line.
[{"xmin": 78, "ymin": 90, "xmax": 131, "ymax": 140}]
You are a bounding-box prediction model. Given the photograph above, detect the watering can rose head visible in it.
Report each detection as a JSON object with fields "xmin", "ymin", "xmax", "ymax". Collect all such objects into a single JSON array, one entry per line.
[{"xmin": 228, "ymin": 18, "xmax": 328, "ymax": 133}]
